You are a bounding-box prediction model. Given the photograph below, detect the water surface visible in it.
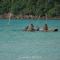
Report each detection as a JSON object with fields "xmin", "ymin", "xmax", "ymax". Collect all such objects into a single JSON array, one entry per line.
[{"xmin": 0, "ymin": 19, "xmax": 60, "ymax": 60}]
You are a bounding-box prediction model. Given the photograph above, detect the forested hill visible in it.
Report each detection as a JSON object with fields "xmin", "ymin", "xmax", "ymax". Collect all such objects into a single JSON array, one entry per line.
[{"xmin": 0, "ymin": 0, "xmax": 60, "ymax": 17}]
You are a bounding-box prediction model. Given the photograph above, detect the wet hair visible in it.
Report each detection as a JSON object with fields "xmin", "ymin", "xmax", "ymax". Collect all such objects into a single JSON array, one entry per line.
[
  {"xmin": 45, "ymin": 24, "xmax": 48, "ymax": 26},
  {"xmin": 31, "ymin": 24, "xmax": 34, "ymax": 27}
]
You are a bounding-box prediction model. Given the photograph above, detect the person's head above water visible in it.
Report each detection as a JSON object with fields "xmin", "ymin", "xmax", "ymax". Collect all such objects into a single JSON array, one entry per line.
[
  {"xmin": 28, "ymin": 24, "xmax": 34, "ymax": 27},
  {"xmin": 45, "ymin": 24, "xmax": 48, "ymax": 26},
  {"xmin": 31, "ymin": 24, "xmax": 34, "ymax": 27},
  {"xmin": 54, "ymin": 28, "xmax": 58, "ymax": 32}
]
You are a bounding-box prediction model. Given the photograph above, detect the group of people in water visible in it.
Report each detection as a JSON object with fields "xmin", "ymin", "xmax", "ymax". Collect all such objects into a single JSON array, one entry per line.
[{"xmin": 24, "ymin": 24, "xmax": 58, "ymax": 32}]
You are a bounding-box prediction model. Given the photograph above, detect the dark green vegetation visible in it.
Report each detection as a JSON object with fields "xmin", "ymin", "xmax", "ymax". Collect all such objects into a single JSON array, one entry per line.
[{"xmin": 0, "ymin": 0, "xmax": 60, "ymax": 17}]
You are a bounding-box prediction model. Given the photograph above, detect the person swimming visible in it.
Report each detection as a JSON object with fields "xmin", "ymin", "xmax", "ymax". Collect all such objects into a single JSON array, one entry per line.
[
  {"xmin": 27, "ymin": 24, "xmax": 35, "ymax": 31},
  {"xmin": 24, "ymin": 24, "xmax": 58, "ymax": 32},
  {"xmin": 24, "ymin": 24, "xmax": 35, "ymax": 31},
  {"xmin": 44, "ymin": 24, "xmax": 48, "ymax": 32}
]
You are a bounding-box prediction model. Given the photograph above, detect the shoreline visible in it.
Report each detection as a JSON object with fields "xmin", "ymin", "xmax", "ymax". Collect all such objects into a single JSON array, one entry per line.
[
  {"xmin": 0, "ymin": 18, "xmax": 60, "ymax": 20},
  {"xmin": 0, "ymin": 13, "xmax": 60, "ymax": 20}
]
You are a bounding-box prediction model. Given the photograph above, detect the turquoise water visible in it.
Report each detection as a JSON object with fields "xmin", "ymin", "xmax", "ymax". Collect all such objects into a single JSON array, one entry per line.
[{"xmin": 0, "ymin": 19, "xmax": 60, "ymax": 60}]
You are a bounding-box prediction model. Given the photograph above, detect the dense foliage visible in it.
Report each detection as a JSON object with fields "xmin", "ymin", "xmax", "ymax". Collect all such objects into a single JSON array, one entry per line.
[{"xmin": 0, "ymin": 0, "xmax": 60, "ymax": 16}]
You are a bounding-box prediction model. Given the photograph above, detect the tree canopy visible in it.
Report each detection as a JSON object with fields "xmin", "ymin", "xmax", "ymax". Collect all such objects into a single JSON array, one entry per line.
[{"xmin": 0, "ymin": 0, "xmax": 60, "ymax": 16}]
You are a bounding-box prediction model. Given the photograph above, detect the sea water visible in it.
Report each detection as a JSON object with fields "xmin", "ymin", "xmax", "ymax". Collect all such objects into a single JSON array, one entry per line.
[{"xmin": 0, "ymin": 19, "xmax": 60, "ymax": 60}]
